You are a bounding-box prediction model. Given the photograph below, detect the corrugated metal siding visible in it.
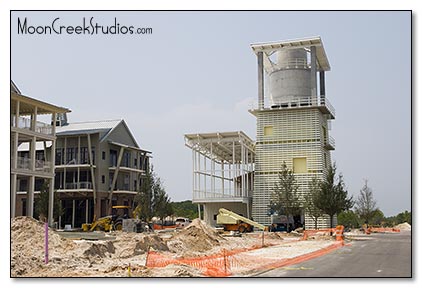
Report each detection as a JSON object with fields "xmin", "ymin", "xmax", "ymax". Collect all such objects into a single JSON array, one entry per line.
[{"xmin": 252, "ymin": 108, "xmax": 333, "ymax": 227}]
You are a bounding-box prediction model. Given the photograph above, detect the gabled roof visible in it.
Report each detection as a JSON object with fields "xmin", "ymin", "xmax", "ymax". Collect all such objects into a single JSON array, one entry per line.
[
  {"xmin": 101, "ymin": 119, "xmax": 140, "ymax": 148},
  {"xmin": 56, "ymin": 119, "xmax": 121, "ymax": 137},
  {"xmin": 11, "ymin": 80, "xmax": 21, "ymax": 94},
  {"xmin": 56, "ymin": 119, "xmax": 141, "ymax": 148}
]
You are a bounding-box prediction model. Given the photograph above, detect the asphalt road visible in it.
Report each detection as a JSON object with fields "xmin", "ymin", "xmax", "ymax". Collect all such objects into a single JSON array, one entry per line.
[{"xmin": 253, "ymin": 231, "xmax": 412, "ymax": 277}]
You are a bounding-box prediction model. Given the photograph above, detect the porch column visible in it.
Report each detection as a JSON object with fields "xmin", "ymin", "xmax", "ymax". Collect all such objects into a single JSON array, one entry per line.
[{"xmin": 27, "ymin": 176, "xmax": 35, "ymax": 217}]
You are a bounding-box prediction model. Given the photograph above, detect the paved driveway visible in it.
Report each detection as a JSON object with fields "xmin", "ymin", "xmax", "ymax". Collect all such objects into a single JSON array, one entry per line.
[{"xmin": 253, "ymin": 231, "xmax": 412, "ymax": 277}]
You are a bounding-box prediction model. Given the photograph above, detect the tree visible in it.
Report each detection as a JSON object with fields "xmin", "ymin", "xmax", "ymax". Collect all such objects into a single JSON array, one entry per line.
[
  {"xmin": 269, "ymin": 162, "xmax": 301, "ymax": 226},
  {"xmin": 134, "ymin": 165, "xmax": 154, "ymax": 221},
  {"xmin": 337, "ymin": 210, "xmax": 361, "ymax": 229},
  {"xmin": 134, "ymin": 165, "xmax": 173, "ymax": 222},
  {"xmin": 396, "ymin": 210, "xmax": 411, "ymax": 225},
  {"xmin": 304, "ymin": 177, "xmax": 325, "ymax": 229},
  {"xmin": 372, "ymin": 209, "xmax": 385, "ymax": 226},
  {"xmin": 151, "ymin": 177, "xmax": 174, "ymax": 223},
  {"xmin": 355, "ymin": 179, "xmax": 377, "ymax": 225},
  {"xmin": 384, "ymin": 210, "xmax": 412, "ymax": 227},
  {"xmin": 34, "ymin": 181, "xmax": 63, "ymax": 222},
  {"xmin": 314, "ymin": 163, "xmax": 354, "ymax": 229},
  {"xmin": 171, "ymin": 200, "xmax": 199, "ymax": 219}
]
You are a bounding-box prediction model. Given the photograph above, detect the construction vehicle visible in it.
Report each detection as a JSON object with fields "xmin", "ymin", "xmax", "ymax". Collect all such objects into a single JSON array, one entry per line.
[
  {"xmin": 216, "ymin": 208, "xmax": 267, "ymax": 233},
  {"xmin": 82, "ymin": 205, "xmax": 131, "ymax": 232},
  {"xmin": 269, "ymin": 214, "xmax": 293, "ymax": 232}
]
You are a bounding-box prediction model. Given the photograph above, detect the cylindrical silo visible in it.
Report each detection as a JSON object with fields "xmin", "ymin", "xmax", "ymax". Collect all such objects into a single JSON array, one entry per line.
[{"xmin": 269, "ymin": 48, "xmax": 311, "ymax": 106}]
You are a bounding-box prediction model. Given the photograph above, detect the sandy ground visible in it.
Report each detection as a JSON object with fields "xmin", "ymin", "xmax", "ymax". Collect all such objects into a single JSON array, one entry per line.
[{"xmin": 11, "ymin": 216, "xmax": 359, "ymax": 277}]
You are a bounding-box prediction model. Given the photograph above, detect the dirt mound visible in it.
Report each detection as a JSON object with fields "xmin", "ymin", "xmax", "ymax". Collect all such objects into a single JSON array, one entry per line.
[
  {"xmin": 167, "ymin": 218, "xmax": 226, "ymax": 256},
  {"xmin": 114, "ymin": 232, "xmax": 169, "ymax": 258},
  {"xmin": 83, "ymin": 241, "xmax": 116, "ymax": 258},
  {"xmin": 395, "ymin": 222, "xmax": 411, "ymax": 230},
  {"xmin": 11, "ymin": 216, "xmax": 77, "ymax": 276}
]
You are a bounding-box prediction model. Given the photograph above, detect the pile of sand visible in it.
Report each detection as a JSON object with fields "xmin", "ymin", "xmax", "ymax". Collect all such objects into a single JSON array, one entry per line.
[
  {"xmin": 11, "ymin": 216, "xmax": 77, "ymax": 276},
  {"xmin": 167, "ymin": 218, "xmax": 226, "ymax": 257},
  {"xmin": 395, "ymin": 222, "xmax": 411, "ymax": 231},
  {"xmin": 10, "ymin": 216, "xmax": 205, "ymax": 277}
]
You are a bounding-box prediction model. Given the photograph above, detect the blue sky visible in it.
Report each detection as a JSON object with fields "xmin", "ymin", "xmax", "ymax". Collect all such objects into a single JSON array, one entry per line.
[{"xmin": 10, "ymin": 11, "xmax": 411, "ymax": 217}]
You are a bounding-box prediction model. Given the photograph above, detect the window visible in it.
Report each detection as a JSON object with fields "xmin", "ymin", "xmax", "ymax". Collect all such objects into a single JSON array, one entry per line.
[
  {"xmin": 264, "ymin": 126, "xmax": 273, "ymax": 136},
  {"xmin": 122, "ymin": 152, "xmax": 131, "ymax": 168},
  {"xmin": 134, "ymin": 158, "xmax": 137, "ymax": 168},
  {"xmin": 109, "ymin": 173, "xmax": 114, "ymax": 189},
  {"xmin": 102, "ymin": 175, "xmax": 105, "ymax": 184},
  {"xmin": 102, "ymin": 151, "xmax": 106, "ymax": 160},
  {"xmin": 80, "ymin": 147, "xmax": 88, "ymax": 164},
  {"xmin": 324, "ymin": 153, "xmax": 327, "ymax": 168},
  {"xmin": 322, "ymin": 126, "xmax": 327, "ymax": 143},
  {"xmin": 123, "ymin": 174, "xmax": 130, "ymax": 190},
  {"xmin": 91, "ymin": 147, "xmax": 95, "ymax": 165},
  {"xmin": 110, "ymin": 150, "xmax": 117, "ymax": 166},
  {"xmin": 293, "ymin": 157, "xmax": 307, "ymax": 173},
  {"xmin": 55, "ymin": 148, "xmax": 63, "ymax": 165},
  {"xmin": 66, "ymin": 147, "xmax": 77, "ymax": 164}
]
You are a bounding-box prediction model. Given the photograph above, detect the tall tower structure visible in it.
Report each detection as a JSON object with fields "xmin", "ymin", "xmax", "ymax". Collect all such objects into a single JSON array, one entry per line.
[{"xmin": 249, "ymin": 37, "xmax": 335, "ymax": 227}]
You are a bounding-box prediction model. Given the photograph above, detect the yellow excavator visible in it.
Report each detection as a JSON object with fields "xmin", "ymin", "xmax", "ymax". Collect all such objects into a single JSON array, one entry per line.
[{"xmin": 82, "ymin": 205, "xmax": 131, "ymax": 232}]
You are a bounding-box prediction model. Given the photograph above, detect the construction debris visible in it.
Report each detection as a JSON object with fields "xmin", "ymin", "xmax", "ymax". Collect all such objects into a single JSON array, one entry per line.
[{"xmin": 11, "ymin": 216, "xmax": 347, "ymax": 277}]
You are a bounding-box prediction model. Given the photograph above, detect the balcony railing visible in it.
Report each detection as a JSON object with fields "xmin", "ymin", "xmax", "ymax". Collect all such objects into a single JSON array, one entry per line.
[
  {"xmin": 250, "ymin": 95, "xmax": 336, "ymax": 118},
  {"xmin": 64, "ymin": 182, "xmax": 93, "ymax": 190},
  {"xmin": 278, "ymin": 58, "xmax": 309, "ymax": 69},
  {"xmin": 193, "ymin": 189, "xmax": 252, "ymax": 200},
  {"xmin": 115, "ymin": 184, "xmax": 130, "ymax": 191},
  {"xmin": 12, "ymin": 116, "xmax": 53, "ymax": 135},
  {"xmin": 35, "ymin": 159, "xmax": 51, "ymax": 172},
  {"xmin": 324, "ymin": 136, "xmax": 335, "ymax": 150},
  {"xmin": 12, "ymin": 157, "xmax": 51, "ymax": 173}
]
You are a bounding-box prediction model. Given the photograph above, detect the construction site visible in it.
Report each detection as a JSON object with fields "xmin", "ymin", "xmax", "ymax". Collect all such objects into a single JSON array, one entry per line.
[
  {"xmin": 10, "ymin": 35, "xmax": 411, "ymax": 278},
  {"xmin": 11, "ymin": 215, "xmax": 410, "ymax": 277}
]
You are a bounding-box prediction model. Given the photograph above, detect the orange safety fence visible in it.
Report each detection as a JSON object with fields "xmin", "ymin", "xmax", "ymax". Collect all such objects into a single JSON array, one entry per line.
[
  {"xmin": 152, "ymin": 224, "xmax": 179, "ymax": 230},
  {"xmin": 145, "ymin": 240, "xmax": 345, "ymax": 277},
  {"xmin": 301, "ymin": 228, "xmax": 335, "ymax": 240},
  {"xmin": 368, "ymin": 227, "xmax": 400, "ymax": 233}
]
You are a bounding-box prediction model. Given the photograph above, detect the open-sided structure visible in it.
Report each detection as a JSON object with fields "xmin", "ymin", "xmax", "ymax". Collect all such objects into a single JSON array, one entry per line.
[{"xmin": 185, "ymin": 132, "xmax": 255, "ymax": 226}]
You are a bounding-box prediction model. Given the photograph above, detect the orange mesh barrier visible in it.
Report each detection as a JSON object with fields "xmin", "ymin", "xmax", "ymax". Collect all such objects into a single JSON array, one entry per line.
[
  {"xmin": 153, "ymin": 224, "xmax": 178, "ymax": 230},
  {"xmin": 302, "ymin": 228, "xmax": 335, "ymax": 240},
  {"xmin": 369, "ymin": 227, "xmax": 400, "ymax": 233}
]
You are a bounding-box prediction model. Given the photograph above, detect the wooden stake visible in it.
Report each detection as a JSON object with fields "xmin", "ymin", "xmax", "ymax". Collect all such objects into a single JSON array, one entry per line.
[{"xmin": 44, "ymin": 222, "xmax": 48, "ymax": 264}]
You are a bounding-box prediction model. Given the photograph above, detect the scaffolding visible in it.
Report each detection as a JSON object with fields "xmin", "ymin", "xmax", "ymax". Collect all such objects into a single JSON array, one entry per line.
[{"xmin": 184, "ymin": 132, "xmax": 255, "ymax": 203}]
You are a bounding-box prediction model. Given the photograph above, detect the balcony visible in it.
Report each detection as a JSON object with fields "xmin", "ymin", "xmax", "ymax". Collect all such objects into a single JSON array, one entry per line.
[
  {"xmin": 12, "ymin": 116, "xmax": 53, "ymax": 135},
  {"xmin": 324, "ymin": 136, "xmax": 335, "ymax": 150},
  {"xmin": 64, "ymin": 182, "xmax": 93, "ymax": 190},
  {"xmin": 12, "ymin": 157, "xmax": 51, "ymax": 173},
  {"xmin": 250, "ymin": 95, "xmax": 335, "ymax": 119}
]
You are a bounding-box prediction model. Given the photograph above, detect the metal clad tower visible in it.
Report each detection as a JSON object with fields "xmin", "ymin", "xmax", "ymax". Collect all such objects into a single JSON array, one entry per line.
[{"xmin": 249, "ymin": 37, "xmax": 335, "ymax": 228}]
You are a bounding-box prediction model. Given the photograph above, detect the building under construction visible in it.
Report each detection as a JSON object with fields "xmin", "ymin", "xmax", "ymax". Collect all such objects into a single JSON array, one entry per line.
[{"xmin": 185, "ymin": 36, "xmax": 335, "ymax": 228}]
